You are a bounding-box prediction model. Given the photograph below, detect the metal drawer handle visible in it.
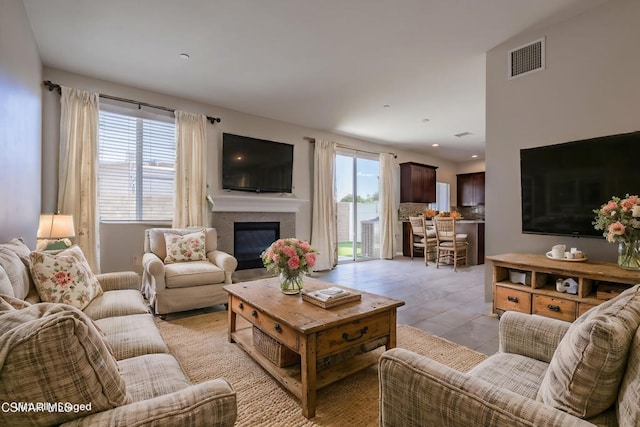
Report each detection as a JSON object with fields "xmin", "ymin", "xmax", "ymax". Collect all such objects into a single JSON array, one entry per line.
[
  {"xmin": 507, "ymin": 296, "xmax": 519, "ymax": 303},
  {"xmin": 251, "ymin": 309, "xmax": 258, "ymax": 317},
  {"xmin": 548, "ymin": 304, "xmax": 560, "ymax": 312},
  {"xmin": 274, "ymin": 323, "xmax": 282, "ymax": 333},
  {"xmin": 238, "ymin": 302, "xmax": 244, "ymax": 309},
  {"xmin": 342, "ymin": 326, "xmax": 368, "ymax": 342}
]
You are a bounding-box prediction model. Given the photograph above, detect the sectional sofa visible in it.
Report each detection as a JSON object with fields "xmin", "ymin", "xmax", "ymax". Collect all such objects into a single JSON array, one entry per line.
[
  {"xmin": 379, "ymin": 286, "xmax": 640, "ymax": 426},
  {"xmin": 0, "ymin": 238, "xmax": 237, "ymax": 426}
]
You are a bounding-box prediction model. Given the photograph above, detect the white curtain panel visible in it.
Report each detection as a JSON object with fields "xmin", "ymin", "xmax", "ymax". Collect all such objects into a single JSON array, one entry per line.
[
  {"xmin": 58, "ymin": 86, "xmax": 101, "ymax": 272},
  {"xmin": 173, "ymin": 111, "xmax": 208, "ymax": 228},
  {"xmin": 311, "ymin": 139, "xmax": 337, "ymax": 271},
  {"xmin": 379, "ymin": 153, "xmax": 397, "ymax": 259}
]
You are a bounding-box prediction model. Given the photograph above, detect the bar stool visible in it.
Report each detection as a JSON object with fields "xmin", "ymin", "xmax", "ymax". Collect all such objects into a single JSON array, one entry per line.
[
  {"xmin": 433, "ymin": 216, "xmax": 469, "ymax": 271},
  {"xmin": 408, "ymin": 216, "xmax": 426, "ymax": 259}
]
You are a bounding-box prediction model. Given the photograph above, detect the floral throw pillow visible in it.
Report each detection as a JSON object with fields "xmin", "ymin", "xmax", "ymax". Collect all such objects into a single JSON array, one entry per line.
[
  {"xmin": 164, "ymin": 231, "xmax": 207, "ymax": 264},
  {"xmin": 29, "ymin": 246, "xmax": 103, "ymax": 310}
]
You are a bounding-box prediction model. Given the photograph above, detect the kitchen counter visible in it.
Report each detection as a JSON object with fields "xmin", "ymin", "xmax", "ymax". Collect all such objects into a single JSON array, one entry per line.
[{"xmin": 455, "ymin": 221, "xmax": 485, "ymax": 265}]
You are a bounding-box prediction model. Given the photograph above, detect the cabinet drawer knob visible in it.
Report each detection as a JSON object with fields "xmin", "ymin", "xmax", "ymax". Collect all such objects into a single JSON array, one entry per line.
[
  {"xmin": 274, "ymin": 323, "xmax": 282, "ymax": 333},
  {"xmin": 548, "ymin": 304, "xmax": 560, "ymax": 312},
  {"xmin": 507, "ymin": 296, "xmax": 519, "ymax": 303},
  {"xmin": 251, "ymin": 309, "xmax": 258, "ymax": 317},
  {"xmin": 342, "ymin": 326, "xmax": 369, "ymax": 342},
  {"xmin": 238, "ymin": 302, "xmax": 244, "ymax": 309}
]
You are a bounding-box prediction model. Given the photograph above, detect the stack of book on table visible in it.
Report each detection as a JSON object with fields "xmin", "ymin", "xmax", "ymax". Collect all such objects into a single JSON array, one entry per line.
[{"xmin": 301, "ymin": 286, "xmax": 361, "ymax": 308}]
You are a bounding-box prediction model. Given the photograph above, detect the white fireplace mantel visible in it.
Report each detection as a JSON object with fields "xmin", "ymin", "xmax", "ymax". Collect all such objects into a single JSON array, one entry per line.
[{"xmin": 211, "ymin": 194, "xmax": 308, "ymax": 213}]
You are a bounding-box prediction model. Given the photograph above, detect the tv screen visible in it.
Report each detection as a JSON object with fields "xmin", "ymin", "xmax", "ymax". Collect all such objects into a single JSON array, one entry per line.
[
  {"xmin": 222, "ymin": 133, "xmax": 294, "ymax": 193},
  {"xmin": 520, "ymin": 131, "xmax": 640, "ymax": 238}
]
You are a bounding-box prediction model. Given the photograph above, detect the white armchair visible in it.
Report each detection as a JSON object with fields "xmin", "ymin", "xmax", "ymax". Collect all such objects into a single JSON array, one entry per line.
[{"xmin": 142, "ymin": 227, "xmax": 238, "ymax": 317}]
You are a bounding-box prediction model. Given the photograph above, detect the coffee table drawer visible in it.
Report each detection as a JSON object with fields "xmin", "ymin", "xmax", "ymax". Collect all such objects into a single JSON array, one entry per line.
[
  {"xmin": 231, "ymin": 296, "xmax": 300, "ymax": 351},
  {"xmin": 316, "ymin": 312, "xmax": 390, "ymax": 358}
]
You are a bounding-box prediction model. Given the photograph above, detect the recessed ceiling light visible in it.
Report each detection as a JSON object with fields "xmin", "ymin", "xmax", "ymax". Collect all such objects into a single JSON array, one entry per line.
[
  {"xmin": 179, "ymin": 53, "xmax": 190, "ymax": 60},
  {"xmin": 432, "ymin": 143, "xmax": 439, "ymax": 147},
  {"xmin": 471, "ymin": 154, "xmax": 478, "ymax": 158}
]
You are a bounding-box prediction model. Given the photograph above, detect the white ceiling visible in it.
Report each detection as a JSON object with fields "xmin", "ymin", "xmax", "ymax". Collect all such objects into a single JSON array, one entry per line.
[{"xmin": 22, "ymin": 0, "xmax": 608, "ymax": 162}]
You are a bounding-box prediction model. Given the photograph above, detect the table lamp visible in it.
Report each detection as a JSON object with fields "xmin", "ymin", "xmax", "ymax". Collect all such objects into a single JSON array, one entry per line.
[{"xmin": 36, "ymin": 213, "xmax": 76, "ymax": 250}]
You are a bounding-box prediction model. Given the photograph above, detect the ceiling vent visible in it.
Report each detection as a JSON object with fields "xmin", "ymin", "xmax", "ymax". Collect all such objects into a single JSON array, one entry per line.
[{"xmin": 508, "ymin": 37, "xmax": 545, "ymax": 79}]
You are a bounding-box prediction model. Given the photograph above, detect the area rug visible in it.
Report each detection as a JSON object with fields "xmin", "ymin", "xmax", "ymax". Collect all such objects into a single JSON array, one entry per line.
[{"xmin": 156, "ymin": 311, "xmax": 487, "ymax": 427}]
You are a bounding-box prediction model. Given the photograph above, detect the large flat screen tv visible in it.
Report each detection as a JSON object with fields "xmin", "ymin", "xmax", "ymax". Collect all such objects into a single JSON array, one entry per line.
[
  {"xmin": 222, "ymin": 133, "xmax": 294, "ymax": 193},
  {"xmin": 521, "ymin": 131, "xmax": 640, "ymax": 238}
]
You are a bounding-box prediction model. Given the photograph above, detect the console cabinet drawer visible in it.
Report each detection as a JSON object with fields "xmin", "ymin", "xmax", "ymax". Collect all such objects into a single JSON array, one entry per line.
[
  {"xmin": 577, "ymin": 302, "xmax": 597, "ymax": 318},
  {"xmin": 495, "ymin": 286, "xmax": 531, "ymax": 314},
  {"xmin": 533, "ymin": 295, "xmax": 576, "ymax": 322}
]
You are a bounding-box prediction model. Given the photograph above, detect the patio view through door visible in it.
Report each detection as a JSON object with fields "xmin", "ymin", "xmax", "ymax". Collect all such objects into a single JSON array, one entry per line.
[{"xmin": 335, "ymin": 150, "xmax": 380, "ymax": 263}]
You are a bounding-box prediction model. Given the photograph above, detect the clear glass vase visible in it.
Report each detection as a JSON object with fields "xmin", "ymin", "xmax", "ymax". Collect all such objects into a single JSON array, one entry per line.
[
  {"xmin": 618, "ymin": 240, "xmax": 640, "ymax": 270},
  {"xmin": 279, "ymin": 273, "xmax": 303, "ymax": 295}
]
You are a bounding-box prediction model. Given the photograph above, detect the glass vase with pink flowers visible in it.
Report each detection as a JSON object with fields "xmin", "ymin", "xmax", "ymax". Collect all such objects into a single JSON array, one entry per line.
[
  {"xmin": 261, "ymin": 238, "xmax": 318, "ymax": 294},
  {"xmin": 593, "ymin": 194, "xmax": 640, "ymax": 270}
]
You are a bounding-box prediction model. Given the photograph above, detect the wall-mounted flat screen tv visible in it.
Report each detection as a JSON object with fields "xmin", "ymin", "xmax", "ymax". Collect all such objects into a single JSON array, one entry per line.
[
  {"xmin": 222, "ymin": 133, "xmax": 294, "ymax": 193},
  {"xmin": 520, "ymin": 131, "xmax": 640, "ymax": 238}
]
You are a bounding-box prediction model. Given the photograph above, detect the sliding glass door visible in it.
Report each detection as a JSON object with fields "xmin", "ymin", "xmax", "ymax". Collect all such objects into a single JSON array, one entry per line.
[{"xmin": 335, "ymin": 150, "xmax": 380, "ymax": 263}]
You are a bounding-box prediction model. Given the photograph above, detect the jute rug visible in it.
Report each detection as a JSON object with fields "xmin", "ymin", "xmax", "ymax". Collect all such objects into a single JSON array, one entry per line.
[{"xmin": 156, "ymin": 310, "xmax": 487, "ymax": 427}]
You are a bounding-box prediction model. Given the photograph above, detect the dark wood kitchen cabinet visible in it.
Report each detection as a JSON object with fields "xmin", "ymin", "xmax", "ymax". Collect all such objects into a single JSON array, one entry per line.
[
  {"xmin": 457, "ymin": 172, "xmax": 485, "ymax": 206},
  {"xmin": 400, "ymin": 162, "xmax": 437, "ymax": 203}
]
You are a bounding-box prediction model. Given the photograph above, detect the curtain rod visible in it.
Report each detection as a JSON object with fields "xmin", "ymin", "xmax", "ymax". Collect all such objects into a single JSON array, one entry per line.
[
  {"xmin": 304, "ymin": 136, "xmax": 397, "ymax": 158},
  {"xmin": 43, "ymin": 80, "xmax": 221, "ymax": 125}
]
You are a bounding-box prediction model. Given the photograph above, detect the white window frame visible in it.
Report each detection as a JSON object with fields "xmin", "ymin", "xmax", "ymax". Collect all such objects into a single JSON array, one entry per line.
[{"xmin": 98, "ymin": 103, "xmax": 176, "ymax": 222}]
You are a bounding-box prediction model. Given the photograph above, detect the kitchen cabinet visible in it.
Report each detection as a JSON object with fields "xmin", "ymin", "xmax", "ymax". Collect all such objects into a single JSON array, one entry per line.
[
  {"xmin": 400, "ymin": 162, "xmax": 437, "ymax": 203},
  {"xmin": 455, "ymin": 221, "xmax": 485, "ymax": 265},
  {"xmin": 457, "ymin": 172, "xmax": 485, "ymax": 206}
]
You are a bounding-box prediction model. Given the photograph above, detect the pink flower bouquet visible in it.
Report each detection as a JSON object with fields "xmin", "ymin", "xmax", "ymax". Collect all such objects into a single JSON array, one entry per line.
[
  {"xmin": 593, "ymin": 194, "xmax": 640, "ymax": 243},
  {"xmin": 261, "ymin": 238, "xmax": 318, "ymax": 278},
  {"xmin": 594, "ymin": 194, "xmax": 640, "ymax": 269}
]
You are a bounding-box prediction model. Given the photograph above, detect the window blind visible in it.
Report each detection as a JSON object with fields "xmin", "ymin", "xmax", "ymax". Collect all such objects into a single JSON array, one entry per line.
[{"xmin": 98, "ymin": 109, "xmax": 175, "ymax": 221}]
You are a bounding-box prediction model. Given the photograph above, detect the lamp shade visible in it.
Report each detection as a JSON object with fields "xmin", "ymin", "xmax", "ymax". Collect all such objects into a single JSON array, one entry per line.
[{"xmin": 37, "ymin": 214, "xmax": 76, "ymax": 239}]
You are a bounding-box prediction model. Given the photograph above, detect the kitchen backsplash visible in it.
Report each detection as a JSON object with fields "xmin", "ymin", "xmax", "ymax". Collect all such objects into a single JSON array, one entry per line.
[
  {"xmin": 398, "ymin": 203, "xmax": 429, "ymax": 221},
  {"xmin": 398, "ymin": 203, "xmax": 485, "ymax": 221},
  {"xmin": 455, "ymin": 205, "xmax": 485, "ymax": 220}
]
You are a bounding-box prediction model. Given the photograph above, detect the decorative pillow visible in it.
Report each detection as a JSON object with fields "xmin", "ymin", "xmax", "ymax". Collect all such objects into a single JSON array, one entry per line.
[
  {"xmin": 0, "ymin": 303, "xmax": 130, "ymax": 426},
  {"xmin": 164, "ymin": 231, "xmax": 207, "ymax": 264},
  {"xmin": 537, "ymin": 284, "xmax": 640, "ymax": 418},
  {"xmin": 29, "ymin": 246, "xmax": 103, "ymax": 310},
  {"xmin": 0, "ymin": 266, "xmax": 13, "ymax": 297},
  {"xmin": 0, "ymin": 294, "xmax": 31, "ymax": 311},
  {"xmin": 0, "ymin": 248, "xmax": 31, "ymax": 299}
]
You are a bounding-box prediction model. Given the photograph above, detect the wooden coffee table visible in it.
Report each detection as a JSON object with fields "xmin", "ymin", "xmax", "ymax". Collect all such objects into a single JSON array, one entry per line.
[{"xmin": 224, "ymin": 277, "xmax": 404, "ymax": 418}]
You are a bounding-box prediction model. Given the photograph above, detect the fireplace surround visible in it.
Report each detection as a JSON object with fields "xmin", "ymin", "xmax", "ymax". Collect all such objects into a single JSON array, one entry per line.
[{"xmin": 212, "ymin": 211, "xmax": 296, "ymax": 270}]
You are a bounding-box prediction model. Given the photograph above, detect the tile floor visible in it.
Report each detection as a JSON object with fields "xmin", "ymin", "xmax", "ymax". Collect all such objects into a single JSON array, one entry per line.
[{"xmin": 315, "ymin": 257, "xmax": 500, "ymax": 355}]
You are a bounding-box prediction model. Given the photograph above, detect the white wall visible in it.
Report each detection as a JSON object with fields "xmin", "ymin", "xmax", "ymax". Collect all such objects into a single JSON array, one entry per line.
[
  {"xmin": 485, "ymin": 0, "xmax": 640, "ymax": 302},
  {"xmin": 0, "ymin": 0, "xmax": 42, "ymax": 247},
  {"xmin": 456, "ymin": 159, "xmax": 485, "ymax": 175},
  {"xmin": 41, "ymin": 67, "xmax": 458, "ymax": 272}
]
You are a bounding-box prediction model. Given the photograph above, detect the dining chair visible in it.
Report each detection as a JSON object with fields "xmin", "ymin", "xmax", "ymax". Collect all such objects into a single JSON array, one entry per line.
[
  {"xmin": 408, "ymin": 216, "xmax": 426, "ymax": 260},
  {"xmin": 422, "ymin": 216, "xmax": 438, "ymax": 266},
  {"xmin": 433, "ymin": 216, "xmax": 469, "ymax": 271}
]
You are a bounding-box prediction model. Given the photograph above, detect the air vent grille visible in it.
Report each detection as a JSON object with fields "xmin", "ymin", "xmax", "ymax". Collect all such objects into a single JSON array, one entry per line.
[{"xmin": 509, "ymin": 38, "xmax": 545, "ymax": 79}]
